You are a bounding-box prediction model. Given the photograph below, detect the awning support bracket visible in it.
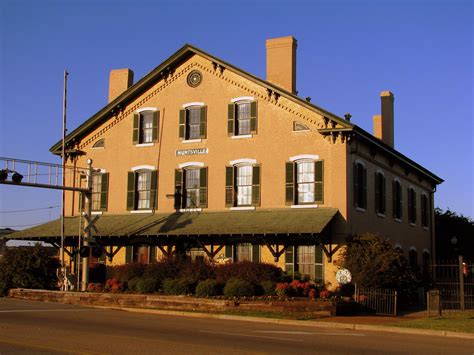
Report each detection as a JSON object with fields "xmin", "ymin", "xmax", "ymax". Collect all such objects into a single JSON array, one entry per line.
[
  {"xmin": 263, "ymin": 239, "xmax": 289, "ymax": 262},
  {"xmin": 196, "ymin": 240, "xmax": 224, "ymax": 259}
]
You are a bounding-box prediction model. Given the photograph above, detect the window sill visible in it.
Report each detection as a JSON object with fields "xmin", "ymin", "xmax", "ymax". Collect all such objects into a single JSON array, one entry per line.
[
  {"xmin": 423, "ymin": 226, "xmax": 429, "ymax": 231},
  {"xmin": 135, "ymin": 143, "xmax": 154, "ymax": 147},
  {"xmin": 355, "ymin": 207, "xmax": 366, "ymax": 213},
  {"xmin": 293, "ymin": 129, "xmax": 310, "ymax": 133},
  {"xmin": 91, "ymin": 147, "xmax": 105, "ymax": 150},
  {"xmin": 410, "ymin": 222, "xmax": 417, "ymax": 227},
  {"xmin": 230, "ymin": 206, "xmax": 255, "ymax": 211},
  {"xmin": 179, "ymin": 208, "xmax": 202, "ymax": 212},
  {"xmin": 231, "ymin": 134, "xmax": 252, "ymax": 140},
  {"xmin": 394, "ymin": 218, "xmax": 402, "ymax": 223},
  {"xmin": 376, "ymin": 212, "xmax": 386, "ymax": 218},
  {"xmin": 91, "ymin": 211, "xmax": 103, "ymax": 215},
  {"xmin": 291, "ymin": 204, "xmax": 318, "ymax": 209},
  {"xmin": 130, "ymin": 210, "xmax": 153, "ymax": 214},
  {"xmin": 182, "ymin": 139, "xmax": 202, "ymax": 144}
]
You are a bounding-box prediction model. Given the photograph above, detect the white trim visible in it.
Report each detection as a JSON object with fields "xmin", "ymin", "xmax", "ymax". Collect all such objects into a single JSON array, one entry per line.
[
  {"xmin": 135, "ymin": 143, "xmax": 154, "ymax": 148},
  {"xmin": 131, "ymin": 165, "xmax": 155, "ymax": 171},
  {"xmin": 356, "ymin": 207, "xmax": 366, "ymax": 213},
  {"xmin": 136, "ymin": 107, "xmax": 158, "ymax": 113},
  {"xmin": 91, "ymin": 211, "xmax": 103, "ymax": 215},
  {"xmin": 409, "ymin": 246, "xmax": 417, "ymax": 252},
  {"xmin": 289, "ymin": 154, "xmax": 319, "ymax": 162},
  {"xmin": 231, "ymin": 96, "xmax": 254, "ymax": 103},
  {"xmin": 93, "ymin": 168, "xmax": 106, "ymax": 173},
  {"xmin": 394, "ymin": 243, "xmax": 403, "ymax": 250},
  {"xmin": 182, "ymin": 102, "xmax": 205, "ymax": 108},
  {"xmin": 293, "ymin": 128, "xmax": 310, "ymax": 133},
  {"xmin": 355, "ymin": 159, "xmax": 366, "ymax": 167},
  {"xmin": 393, "ymin": 177, "xmax": 401, "ymax": 184},
  {"xmin": 394, "ymin": 218, "xmax": 402, "ymax": 223},
  {"xmin": 376, "ymin": 213, "xmax": 386, "ymax": 218},
  {"xmin": 291, "ymin": 204, "xmax": 318, "ymax": 209},
  {"xmin": 422, "ymin": 249, "xmax": 430, "ymax": 254},
  {"xmin": 179, "ymin": 208, "xmax": 202, "ymax": 213},
  {"xmin": 230, "ymin": 158, "xmax": 257, "ymax": 166},
  {"xmin": 376, "ymin": 168, "xmax": 385, "ymax": 175},
  {"xmin": 178, "ymin": 162, "xmax": 205, "ymax": 169},
  {"xmin": 182, "ymin": 139, "xmax": 202, "ymax": 144},
  {"xmin": 230, "ymin": 206, "xmax": 256, "ymax": 211},
  {"xmin": 130, "ymin": 210, "xmax": 153, "ymax": 214},
  {"xmin": 231, "ymin": 134, "xmax": 252, "ymax": 139},
  {"xmin": 91, "ymin": 146, "xmax": 105, "ymax": 150}
]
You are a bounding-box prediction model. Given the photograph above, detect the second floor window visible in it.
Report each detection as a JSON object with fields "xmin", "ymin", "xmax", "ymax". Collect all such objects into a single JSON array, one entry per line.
[
  {"xmin": 133, "ymin": 110, "xmax": 159, "ymax": 144},
  {"xmin": 226, "ymin": 164, "xmax": 261, "ymax": 207},
  {"xmin": 91, "ymin": 172, "xmax": 109, "ymax": 211},
  {"xmin": 393, "ymin": 180, "xmax": 403, "ymax": 220},
  {"xmin": 179, "ymin": 106, "xmax": 207, "ymax": 140},
  {"xmin": 175, "ymin": 167, "xmax": 208, "ymax": 209},
  {"xmin": 353, "ymin": 162, "xmax": 367, "ymax": 210},
  {"xmin": 421, "ymin": 193, "xmax": 429, "ymax": 228},
  {"xmin": 375, "ymin": 171, "xmax": 386, "ymax": 215},
  {"xmin": 126, "ymin": 169, "xmax": 157, "ymax": 210},
  {"xmin": 408, "ymin": 187, "xmax": 417, "ymax": 224},
  {"xmin": 286, "ymin": 160, "xmax": 324, "ymax": 205},
  {"xmin": 228, "ymin": 101, "xmax": 257, "ymax": 136}
]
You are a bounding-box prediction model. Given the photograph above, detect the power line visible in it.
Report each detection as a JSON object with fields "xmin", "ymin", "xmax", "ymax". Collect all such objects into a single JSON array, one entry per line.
[
  {"xmin": 0, "ymin": 205, "xmax": 60, "ymax": 214},
  {"xmin": 1, "ymin": 222, "xmax": 46, "ymax": 228}
]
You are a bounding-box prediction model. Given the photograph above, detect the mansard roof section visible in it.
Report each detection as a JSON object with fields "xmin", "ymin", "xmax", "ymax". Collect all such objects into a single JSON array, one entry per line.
[{"xmin": 49, "ymin": 44, "xmax": 353, "ymax": 154}]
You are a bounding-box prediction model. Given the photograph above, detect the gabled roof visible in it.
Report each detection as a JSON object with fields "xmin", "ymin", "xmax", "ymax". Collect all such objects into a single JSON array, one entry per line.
[{"xmin": 50, "ymin": 44, "xmax": 442, "ymax": 185}]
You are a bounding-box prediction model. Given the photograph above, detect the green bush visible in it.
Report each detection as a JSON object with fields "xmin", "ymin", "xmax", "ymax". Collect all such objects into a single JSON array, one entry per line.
[
  {"xmin": 223, "ymin": 277, "xmax": 254, "ymax": 297},
  {"xmin": 135, "ymin": 277, "xmax": 160, "ymax": 294},
  {"xmin": 195, "ymin": 279, "xmax": 221, "ymax": 297},
  {"xmin": 162, "ymin": 278, "xmax": 194, "ymax": 295},
  {"xmin": 260, "ymin": 280, "xmax": 276, "ymax": 296},
  {"xmin": 127, "ymin": 277, "xmax": 140, "ymax": 292}
]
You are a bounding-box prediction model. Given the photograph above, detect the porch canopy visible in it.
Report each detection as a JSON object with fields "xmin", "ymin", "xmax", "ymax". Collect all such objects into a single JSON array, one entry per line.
[{"xmin": 2, "ymin": 208, "xmax": 338, "ymax": 247}]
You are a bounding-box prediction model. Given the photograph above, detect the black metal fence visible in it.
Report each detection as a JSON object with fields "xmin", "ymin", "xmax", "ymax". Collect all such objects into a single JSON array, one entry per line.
[
  {"xmin": 355, "ymin": 287, "xmax": 398, "ymax": 316},
  {"xmin": 431, "ymin": 256, "xmax": 473, "ymax": 311}
]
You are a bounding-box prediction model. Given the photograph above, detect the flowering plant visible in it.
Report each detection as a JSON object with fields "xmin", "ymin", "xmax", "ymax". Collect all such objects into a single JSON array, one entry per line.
[{"xmin": 104, "ymin": 278, "xmax": 124, "ymax": 293}]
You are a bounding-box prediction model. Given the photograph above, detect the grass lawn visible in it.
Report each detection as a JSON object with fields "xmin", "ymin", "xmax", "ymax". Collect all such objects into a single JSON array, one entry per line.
[{"xmin": 388, "ymin": 311, "xmax": 474, "ymax": 333}]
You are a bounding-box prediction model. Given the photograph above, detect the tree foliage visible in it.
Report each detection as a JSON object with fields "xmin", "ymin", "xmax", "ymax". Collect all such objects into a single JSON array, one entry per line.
[
  {"xmin": 339, "ymin": 233, "xmax": 417, "ymax": 294},
  {"xmin": 435, "ymin": 208, "xmax": 474, "ymax": 260},
  {"xmin": 0, "ymin": 244, "xmax": 59, "ymax": 294}
]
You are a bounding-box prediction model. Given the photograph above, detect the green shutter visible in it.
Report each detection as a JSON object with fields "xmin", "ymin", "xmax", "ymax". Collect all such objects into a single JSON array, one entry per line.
[
  {"xmin": 100, "ymin": 173, "xmax": 109, "ymax": 211},
  {"xmin": 133, "ymin": 113, "xmax": 139, "ymax": 144},
  {"xmin": 152, "ymin": 111, "xmax": 159, "ymax": 142},
  {"xmin": 252, "ymin": 165, "xmax": 261, "ymax": 206},
  {"xmin": 149, "ymin": 246, "xmax": 156, "ymax": 262},
  {"xmin": 200, "ymin": 106, "xmax": 207, "ymax": 138},
  {"xmin": 315, "ymin": 245, "xmax": 323, "ymax": 264},
  {"xmin": 126, "ymin": 172, "xmax": 135, "ymax": 210},
  {"xmin": 252, "ymin": 244, "xmax": 260, "ymax": 263},
  {"xmin": 125, "ymin": 246, "xmax": 133, "ymax": 263},
  {"xmin": 179, "ymin": 109, "xmax": 186, "ymax": 139},
  {"xmin": 225, "ymin": 245, "xmax": 233, "ymax": 260},
  {"xmin": 285, "ymin": 246, "xmax": 294, "ymax": 273},
  {"xmin": 174, "ymin": 169, "xmax": 183, "ymax": 210},
  {"xmin": 314, "ymin": 161, "xmax": 323, "ymax": 203},
  {"xmin": 285, "ymin": 162, "xmax": 294, "ymax": 205},
  {"xmin": 225, "ymin": 166, "xmax": 234, "ymax": 207},
  {"xmin": 375, "ymin": 172, "xmax": 380, "ymax": 213},
  {"xmin": 199, "ymin": 167, "xmax": 208, "ymax": 208},
  {"xmin": 227, "ymin": 103, "xmax": 235, "ymax": 136},
  {"xmin": 150, "ymin": 170, "xmax": 158, "ymax": 209},
  {"xmin": 250, "ymin": 101, "xmax": 257, "ymax": 133}
]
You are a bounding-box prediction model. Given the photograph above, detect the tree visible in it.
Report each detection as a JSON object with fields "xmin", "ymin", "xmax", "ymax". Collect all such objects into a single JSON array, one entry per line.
[
  {"xmin": 339, "ymin": 233, "xmax": 417, "ymax": 296},
  {"xmin": 0, "ymin": 244, "xmax": 59, "ymax": 295},
  {"xmin": 435, "ymin": 208, "xmax": 474, "ymax": 260}
]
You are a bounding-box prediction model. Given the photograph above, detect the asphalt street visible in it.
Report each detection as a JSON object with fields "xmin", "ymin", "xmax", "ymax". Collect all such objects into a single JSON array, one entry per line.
[{"xmin": 0, "ymin": 298, "xmax": 472, "ymax": 354}]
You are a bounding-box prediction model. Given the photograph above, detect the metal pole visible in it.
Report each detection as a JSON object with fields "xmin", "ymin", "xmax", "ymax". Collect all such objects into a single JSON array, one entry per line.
[
  {"xmin": 459, "ymin": 255, "xmax": 465, "ymax": 311},
  {"xmin": 60, "ymin": 70, "xmax": 68, "ymax": 291},
  {"xmin": 81, "ymin": 159, "xmax": 93, "ymax": 291}
]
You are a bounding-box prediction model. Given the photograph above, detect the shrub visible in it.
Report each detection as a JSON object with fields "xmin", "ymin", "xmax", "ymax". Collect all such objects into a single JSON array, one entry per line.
[
  {"xmin": 104, "ymin": 278, "xmax": 124, "ymax": 292},
  {"xmin": 127, "ymin": 277, "xmax": 141, "ymax": 292},
  {"xmin": 107, "ymin": 264, "xmax": 146, "ymax": 283},
  {"xmin": 276, "ymin": 282, "xmax": 290, "ymax": 298},
  {"xmin": 215, "ymin": 261, "xmax": 283, "ymax": 286},
  {"xmin": 135, "ymin": 277, "xmax": 160, "ymax": 294},
  {"xmin": 87, "ymin": 283, "xmax": 104, "ymax": 293},
  {"xmin": 319, "ymin": 290, "xmax": 330, "ymax": 299},
  {"xmin": 260, "ymin": 280, "xmax": 276, "ymax": 296},
  {"xmin": 223, "ymin": 277, "xmax": 254, "ymax": 297},
  {"xmin": 162, "ymin": 278, "xmax": 194, "ymax": 295},
  {"xmin": 195, "ymin": 279, "xmax": 221, "ymax": 297},
  {"xmin": 308, "ymin": 288, "xmax": 317, "ymax": 300}
]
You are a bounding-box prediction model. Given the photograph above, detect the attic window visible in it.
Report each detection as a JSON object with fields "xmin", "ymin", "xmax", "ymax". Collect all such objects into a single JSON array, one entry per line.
[
  {"xmin": 92, "ymin": 139, "xmax": 105, "ymax": 149},
  {"xmin": 293, "ymin": 122, "xmax": 309, "ymax": 132}
]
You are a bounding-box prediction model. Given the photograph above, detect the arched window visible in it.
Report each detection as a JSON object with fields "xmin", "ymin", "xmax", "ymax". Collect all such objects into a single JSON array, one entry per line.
[
  {"xmin": 127, "ymin": 167, "xmax": 157, "ymax": 211},
  {"xmin": 92, "ymin": 139, "xmax": 105, "ymax": 149},
  {"xmin": 409, "ymin": 248, "xmax": 418, "ymax": 270},
  {"xmin": 375, "ymin": 170, "xmax": 386, "ymax": 215},
  {"xmin": 421, "ymin": 193, "xmax": 429, "ymax": 228},
  {"xmin": 226, "ymin": 160, "xmax": 260, "ymax": 208},
  {"xmin": 393, "ymin": 179, "xmax": 402, "ymax": 220},
  {"xmin": 422, "ymin": 250, "xmax": 430, "ymax": 278},
  {"xmin": 408, "ymin": 187, "xmax": 417, "ymax": 224},
  {"xmin": 133, "ymin": 109, "xmax": 159, "ymax": 145},
  {"xmin": 175, "ymin": 164, "xmax": 208, "ymax": 210},
  {"xmin": 353, "ymin": 161, "xmax": 367, "ymax": 209},
  {"xmin": 228, "ymin": 98, "xmax": 257, "ymax": 137},
  {"xmin": 285, "ymin": 158, "xmax": 324, "ymax": 206},
  {"xmin": 179, "ymin": 103, "xmax": 207, "ymax": 140}
]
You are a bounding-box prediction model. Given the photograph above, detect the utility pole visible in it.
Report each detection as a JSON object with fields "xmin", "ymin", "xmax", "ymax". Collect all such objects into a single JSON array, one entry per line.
[
  {"xmin": 81, "ymin": 158, "xmax": 93, "ymax": 291},
  {"xmin": 60, "ymin": 70, "xmax": 68, "ymax": 290}
]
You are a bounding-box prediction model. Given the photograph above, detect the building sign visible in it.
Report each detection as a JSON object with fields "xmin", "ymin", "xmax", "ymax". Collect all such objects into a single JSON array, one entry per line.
[{"xmin": 176, "ymin": 148, "xmax": 209, "ymax": 156}]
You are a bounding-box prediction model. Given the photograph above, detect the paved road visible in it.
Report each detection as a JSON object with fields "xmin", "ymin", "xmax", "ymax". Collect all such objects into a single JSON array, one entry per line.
[{"xmin": 0, "ymin": 298, "xmax": 472, "ymax": 354}]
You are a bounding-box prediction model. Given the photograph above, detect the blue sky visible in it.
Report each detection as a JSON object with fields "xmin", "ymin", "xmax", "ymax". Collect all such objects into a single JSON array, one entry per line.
[{"xmin": 0, "ymin": 0, "xmax": 472, "ymax": 230}]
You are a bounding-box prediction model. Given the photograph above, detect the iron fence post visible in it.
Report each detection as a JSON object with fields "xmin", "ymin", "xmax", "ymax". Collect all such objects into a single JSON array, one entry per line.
[{"xmin": 459, "ymin": 255, "xmax": 465, "ymax": 311}]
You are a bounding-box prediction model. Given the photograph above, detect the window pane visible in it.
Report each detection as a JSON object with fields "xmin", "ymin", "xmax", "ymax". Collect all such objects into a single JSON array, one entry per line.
[
  {"xmin": 297, "ymin": 245, "xmax": 315, "ymax": 279},
  {"xmin": 137, "ymin": 171, "xmax": 151, "ymax": 209},
  {"xmin": 236, "ymin": 165, "xmax": 252, "ymax": 206},
  {"xmin": 185, "ymin": 169, "xmax": 200, "ymax": 208},
  {"xmin": 236, "ymin": 102, "xmax": 251, "ymax": 135},
  {"xmin": 297, "ymin": 162, "xmax": 315, "ymax": 203},
  {"xmin": 140, "ymin": 112, "xmax": 153, "ymax": 143},
  {"xmin": 91, "ymin": 174, "xmax": 102, "ymax": 210},
  {"xmin": 236, "ymin": 243, "xmax": 252, "ymax": 262},
  {"xmin": 187, "ymin": 107, "xmax": 201, "ymax": 140}
]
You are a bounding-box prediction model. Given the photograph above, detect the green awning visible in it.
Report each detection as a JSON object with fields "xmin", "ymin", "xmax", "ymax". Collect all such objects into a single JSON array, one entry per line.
[{"xmin": 3, "ymin": 208, "xmax": 338, "ymax": 241}]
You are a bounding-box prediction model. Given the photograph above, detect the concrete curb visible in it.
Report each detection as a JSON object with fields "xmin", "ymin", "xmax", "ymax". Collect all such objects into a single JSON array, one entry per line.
[{"xmin": 94, "ymin": 305, "xmax": 474, "ymax": 340}]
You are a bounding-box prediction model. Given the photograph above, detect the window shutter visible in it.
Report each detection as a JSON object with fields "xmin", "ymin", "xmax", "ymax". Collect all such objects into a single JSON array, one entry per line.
[
  {"xmin": 133, "ymin": 113, "xmax": 139, "ymax": 144},
  {"xmin": 314, "ymin": 161, "xmax": 324, "ymax": 203},
  {"xmin": 408, "ymin": 187, "xmax": 412, "ymax": 222},
  {"xmin": 252, "ymin": 165, "xmax": 261, "ymax": 206},
  {"xmin": 375, "ymin": 172, "xmax": 380, "ymax": 213},
  {"xmin": 285, "ymin": 162, "xmax": 294, "ymax": 205},
  {"xmin": 174, "ymin": 169, "xmax": 183, "ymax": 210},
  {"xmin": 199, "ymin": 167, "xmax": 208, "ymax": 208},
  {"xmin": 78, "ymin": 192, "xmax": 84, "ymax": 213},
  {"xmin": 149, "ymin": 246, "xmax": 156, "ymax": 263},
  {"xmin": 399, "ymin": 184, "xmax": 403, "ymax": 219},
  {"xmin": 252, "ymin": 244, "xmax": 260, "ymax": 263},
  {"xmin": 315, "ymin": 245, "xmax": 323, "ymax": 264},
  {"xmin": 225, "ymin": 166, "xmax": 234, "ymax": 207},
  {"xmin": 413, "ymin": 190, "xmax": 417, "ymax": 223},
  {"xmin": 199, "ymin": 106, "xmax": 207, "ymax": 139},
  {"xmin": 179, "ymin": 109, "xmax": 186, "ymax": 139},
  {"xmin": 125, "ymin": 246, "xmax": 133, "ymax": 263},
  {"xmin": 151, "ymin": 111, "xmax": 159, "ymax": 142},
  {"xmin": 382, "ymin": 176, "xmax": 386, "ymax": 214},
  {"xmin": 362, "ymin": 165, "xmax": 367, "ymax": 209},
  {"xmin": 126, "ymin": 172, "xmax": 135, "ymax": 210},
  {"xmin": 353, "ymin": 163, "xmax": 359, "ymax": 207},
  {"xmin": 100, "ymin": 173, "xmax": 109, "ymax": 211},
  {"xmin": 227, "ymin": 103, "xmax": 235, "ymax": 136},
  {"xmin": 285, "ymin": 246, "xmax": 294, "ymax": 273},
  {"xmin": 225, "ymin": 245, "xmax": 233, "ymax": 260},
  {"xmin": 150, "ymin": 170, "xmax": 158, "ymax": 209},
  {"xmin": 250, "ymin": 101, "xmax": 257, "ymax": 134}
]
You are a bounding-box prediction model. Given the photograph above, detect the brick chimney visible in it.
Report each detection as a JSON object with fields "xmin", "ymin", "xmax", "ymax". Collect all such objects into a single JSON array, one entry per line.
[
  {"xmin": 372, "ymin": 91, "xmax": 394, "ymax": 147},
  {"xmin": 108, "ymin": 68, "xmax": 134, "ymax": 102},
  {"xmin": 266, "ymin": 36, "xmax": 297, "ymax": 94}
]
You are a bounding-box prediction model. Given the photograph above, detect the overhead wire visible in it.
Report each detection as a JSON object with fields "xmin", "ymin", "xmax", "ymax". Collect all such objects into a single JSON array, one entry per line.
[{"xmin": 0, "ymin": 205, "xmax": 60, "ymax": 213}]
